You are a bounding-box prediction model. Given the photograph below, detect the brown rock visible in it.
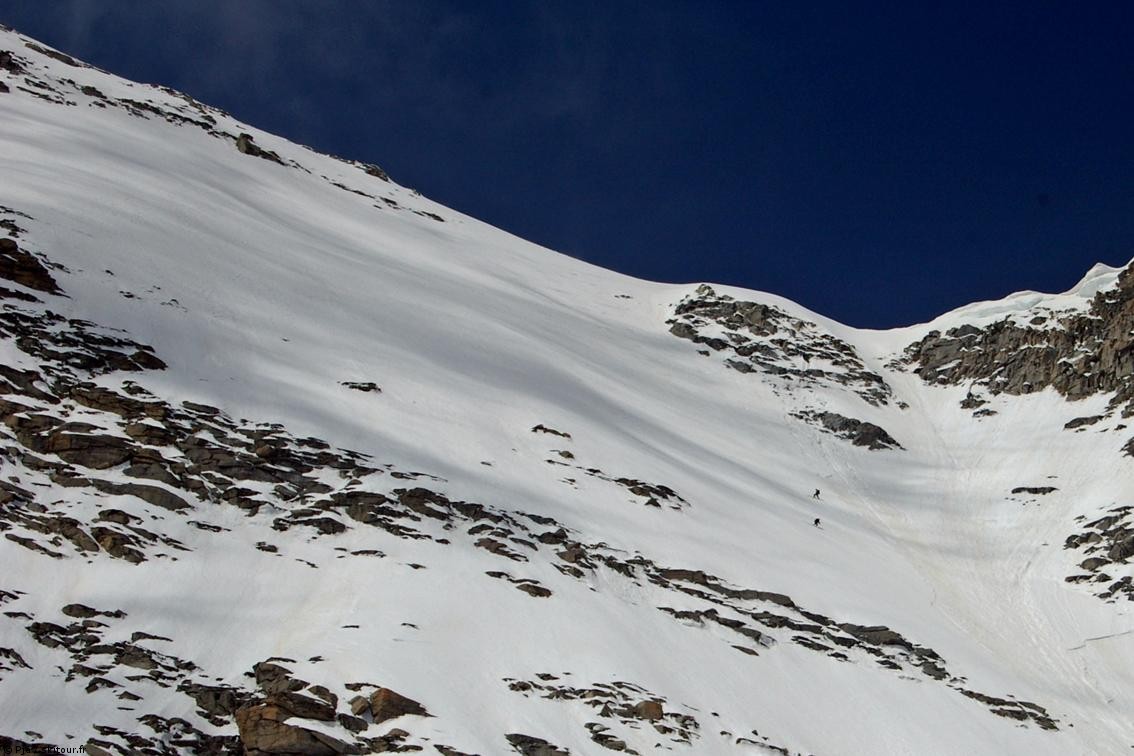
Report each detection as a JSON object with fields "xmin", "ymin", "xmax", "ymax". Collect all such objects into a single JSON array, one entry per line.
[
  {"xmin": 90, "ymin": 527, "xmax": 144, "ymax": 563},
  {"xmin": 516, "ymin": 583, "xmax": 552, "ymax": 598},
  {"xmin": 556, "ymin": 544, "xmax": 588, "ymax": 564},
  {"xmin": 97, "ymin": 508, "xmax": 136, "ymax": 525},
  {"xmin": 70, "ymin": 384, "xmax": 151, "ymax": 418},
  {"xmin": 632, "ymin": 700, "xmax": 664, "ymax": 721},
  {"xmin": 42, "ymin": 432, "xmax": 133, "ymax": 469},
  {"xmin": 120, "ymin": 482, "xmax": 190, "ymax": 511},
  {"xmin": 124, "ymin": 421, "xmax": 176, "ymax": 445},
  {"xmin": 184, "ymin": 683, "xmax": 247, "ymax": 718},
  {"xmin": 115, "ymin": 646, "xmax": 158, "ymax": 670},
  {"xmin": 47, "ymin": 517, "xmax": 99, "ymax": 553},
  {"xmin": 368, "ymin": 687, "xmax": 429, "ymax": 724},
  {"xmin": 307, "ymin": 684, "xmax": 338, "ymax": 708},
  {"xmin": 0, "ymin": 238, "xmax": 61, "ymax": 293},
  {"xmin": 253, "ymin": 661, "xmax": 305, "ymax": 695},
  {"xmin": 235, "ymin": 702, "xmax": 355, "ymax": 755},
  {"xmin": 0, "ymin": 364, "xmax": 56, "ymax": 401},
  {"xmin": 1108, "ymin": 535, "xmax": 1134, "ymax": 563},
  {"xmin": 235, "ymin": 133, "xmax": 285, "ymax": 165},
  {"xmin": 337, "ymin": 713, "xmax": 367, "ymax": 733},
  {"xmin": 273, "ymin": 691, "xmax": 336, "ymax": 721},
  {"xmin": 505, "ymin": 734, "xmax": 570, "ymax": 756}
]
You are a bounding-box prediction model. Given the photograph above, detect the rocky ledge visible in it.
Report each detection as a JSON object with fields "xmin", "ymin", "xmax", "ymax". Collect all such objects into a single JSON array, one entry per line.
[
  {"xmin": 900, "ymin": 265, "xmax": 1134, "ymax": 423},
  {"xmin": 667, "ymin": 285, "xmax": 894, "ymax": 406},
  {"xmin": 790, "ymin": 411, "xmax": 902, "ymax": 451},
  {"xmin": 1063, "ymin": 505, "xmax": 1134, "ymax": 602}
]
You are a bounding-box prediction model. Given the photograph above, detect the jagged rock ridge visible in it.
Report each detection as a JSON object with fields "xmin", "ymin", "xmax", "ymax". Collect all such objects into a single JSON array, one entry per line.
[{"xmin": 901, "ymin": 266, "xmax": 1134, "ymax": 417}]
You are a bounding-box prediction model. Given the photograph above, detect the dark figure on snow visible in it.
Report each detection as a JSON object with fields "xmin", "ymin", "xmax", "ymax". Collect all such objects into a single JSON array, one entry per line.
[
  {"xmin": 813, "ymin": 489, "xmax": 821, "ymax": 500},
  {"xmin": 813, "ymin": 517, "xmax": 821, "ymax": 527}
]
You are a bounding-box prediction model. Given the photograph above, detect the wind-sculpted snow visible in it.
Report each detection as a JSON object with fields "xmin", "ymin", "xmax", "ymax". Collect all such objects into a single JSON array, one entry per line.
[{"xmin": 2, "ymin": 25, "xmax": 1134, "ymax": 755}]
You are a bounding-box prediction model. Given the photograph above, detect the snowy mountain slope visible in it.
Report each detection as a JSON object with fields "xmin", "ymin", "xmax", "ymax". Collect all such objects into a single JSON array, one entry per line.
[{"xmin": 1, "ymin": 25, "xmax": 1132, "ymax": 755}]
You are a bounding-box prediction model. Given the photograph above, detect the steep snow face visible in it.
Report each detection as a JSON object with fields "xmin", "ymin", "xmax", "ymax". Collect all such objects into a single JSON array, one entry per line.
[{"xmin": 1, "ymin": 26, "xmax": 1133, "ymax": 756}]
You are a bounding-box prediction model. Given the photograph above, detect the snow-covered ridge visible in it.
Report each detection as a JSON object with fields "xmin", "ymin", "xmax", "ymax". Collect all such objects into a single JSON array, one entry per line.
[
  {"xmin": 919, "ymin": 260, "xmax": 1127, "ymax": 334},
  {"xmin": 2, "ymin": 25, "xmax": 1134, "ymax": 756}
]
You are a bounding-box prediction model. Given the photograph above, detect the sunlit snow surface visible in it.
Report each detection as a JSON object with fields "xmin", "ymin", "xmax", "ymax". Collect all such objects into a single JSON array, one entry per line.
[{"xmin": 1, "ymin": 27, "xmax": 1132, "ymax": 755}]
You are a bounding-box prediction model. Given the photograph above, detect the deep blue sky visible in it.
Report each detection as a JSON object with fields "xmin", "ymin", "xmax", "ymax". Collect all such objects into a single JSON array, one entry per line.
[{"xmin": 4, "ymin": 2, "xmax": 1133, "ymax": 327}]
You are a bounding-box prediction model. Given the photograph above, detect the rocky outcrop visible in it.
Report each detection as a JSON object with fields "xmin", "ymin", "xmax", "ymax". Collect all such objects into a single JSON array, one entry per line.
[
  {"xmin": 792, "ymin": 410, "xmax": 902, "ymax": 450},
  {"xmin": 236, "ymin": 695, "xmax": 352, "ymax": 756},
  {"xmin": 505, "ymin": 675, "xmax": 698, "ymax": 750},
  {"xmin": 531, "ymin": 424, "xmax": 571, "ymax": 439},
  {"xmin": 41, "ymin": 431, "xmax": 134, "ymax": 469},
  {"xmin": 486, "ymin": 570, "xmax": 553, "ymax": 597},
  {"xmin": 902, "ymin": 265, "xmax": 1134, "ymax": 417},
  {"xmin": 368, "ymin": 687, "xmax": 429, "ymax": 724},
  {"xmin": 0, "ymin": 49, "xmax": 27, "ymax": 74},
  {"xmin": 1065, "ymin": 415, "xmax": 1104, "ymax": 430},
  {"xmin": 631, "ymin": 700, "xmax": 664, "ymax": 721},
  {"xmin": 361, "ymin": 163, "xmax": 389, "ymax": 181},
  {"xmin": 0, "ymin": 238, "xmax": 62, "ymax": 293},
  {"xmin": 542, "ymin": 454, "xmax": 690, "ymax": 511},
  {"xmin": 1063, "ymin": 505, "xmax": 1134, "ymax": 602},
  {"xmin": 667, "ymin": 285, "xmax": 894, "ymax": 406},
  {"xmin": 23, "ymin": 41, "xmax": 82, "ymax": 68},
  {"xmin": 959, "ymin": 690, "xmax": 1058, "ymax": 731},
  {"xmin": 235, "ymin": 133, "xmax": 286, "ymax": 165},
  {"xmin": 506, "ymin": 733, "xmax": 571, "ymax": 755},
  {"xmin": 192, "ymin": 660, "xmax": 433, "ymax": 754},
  {"xmin": 340, "ymin": 381, "xmax": 380, "ymax": 393}
]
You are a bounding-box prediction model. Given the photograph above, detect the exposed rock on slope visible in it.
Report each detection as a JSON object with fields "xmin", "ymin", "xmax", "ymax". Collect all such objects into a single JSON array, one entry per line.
[
  {"xmin": 902, "ymin": 265, "xmax": 1134, "ymax": 417},
  {"xmin": 668, "ymin": 285, "xmax": 894, "ymax": 406},
  {"xmin": 0, "ymin": 238, "xmax": 61, "ymax": 294},
  {"xmin": 1064, "ymin": 505, "xmax": 1134, "ymax": 602},
  {"xmin": 790, "ymin": 411, "xmax": 902, "ymax": 450}
]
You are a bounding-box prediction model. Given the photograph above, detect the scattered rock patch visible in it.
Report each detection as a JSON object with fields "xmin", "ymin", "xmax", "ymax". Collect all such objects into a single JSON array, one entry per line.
[{"xmin": 791, "ymin": 410, "xmax": 903, "ymax": 450}]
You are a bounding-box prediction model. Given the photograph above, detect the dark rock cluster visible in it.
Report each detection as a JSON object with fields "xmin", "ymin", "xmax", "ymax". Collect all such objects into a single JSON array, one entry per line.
[
  {"xmin": 790, "ymin": 410, "xmax": 902, "ymax": 450},
  {"xmin": 235, "ymin": 133, "xmax": 285, "ymax": 166},
  {"xmin": 506, "ymin": 733, "xmax": 571, "ymax": 755},
  {"xmin": 232, "ymin": 661, "xmax": 431, "ymax": 755},
  {"xmin": 0, "ymin": 237, "xmax": 62, "ymax": 294},
  {"xmin": 667, "ymin": 285, "xmax": 894, "ymax": 406},
  {"xmin": 545, "ymin": 456, "xmax": 691, "ymax": 511},
  {"xmin": 341, "ymin": 381, "xmax": 381, "ymax": 393},
  {"xmin": 505, "ymin": 674, "xmax": 697, "ymax": 753},
  {"xmin": 1064, "ymin": 505, "xmax": 1134, "ymax": 602},
  {"xmin": 900, "ymin": 265, "xmax": 1134, "ymax": 420}
]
